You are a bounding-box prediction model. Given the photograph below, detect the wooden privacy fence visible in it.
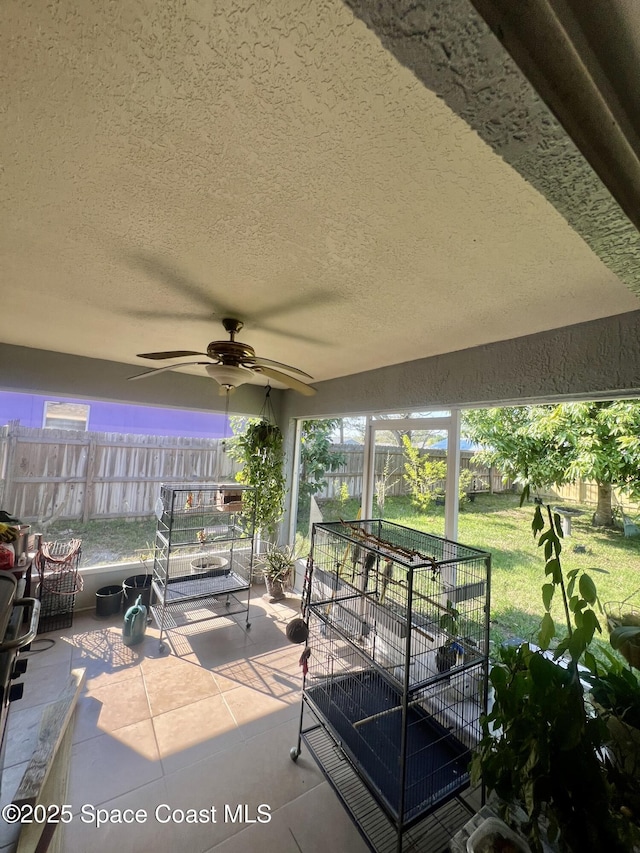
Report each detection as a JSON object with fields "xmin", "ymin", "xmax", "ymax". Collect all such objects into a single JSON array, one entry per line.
[
  {"xmin": 316, "ymin": 445, "xmax": 510, "ymax": 500},
  {"xmin": 0, "ymin": 422, "xmax": 240, "ymax": 522},
  {"xmin": 3, "ymin": 424, "xmax": 633, "ymax": 523}
]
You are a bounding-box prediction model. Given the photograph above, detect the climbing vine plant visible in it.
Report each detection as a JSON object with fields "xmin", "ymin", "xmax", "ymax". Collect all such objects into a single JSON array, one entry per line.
[{"xmin": 228, "ymin": 419, "xmax": 286, "ymax": 540}]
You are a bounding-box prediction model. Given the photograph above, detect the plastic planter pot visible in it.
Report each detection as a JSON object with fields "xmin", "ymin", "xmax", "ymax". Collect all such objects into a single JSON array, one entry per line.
[
  {"xmin": 190, "ymin": 555, "xmax": 229, "ymax": 576},
  {"xmin": 95, "ymin": 585, "xmax": 123, "ymax": 618},
  {"xmin": 123, "ymin": 574, "xmax": 152, "ymax": 610}
]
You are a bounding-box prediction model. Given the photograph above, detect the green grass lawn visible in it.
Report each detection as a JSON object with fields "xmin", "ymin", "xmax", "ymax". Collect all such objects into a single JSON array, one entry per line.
[
  {"xmin": 45, "ymin": 517, "xmax": 158, "ymax": 567},
  {"xmin": 46, "ymin": 493, "xmax": 640, "ymax": 653},
  {"xmin": 309, "ymin": 492, "xmax": 640, "ymax": 653}
]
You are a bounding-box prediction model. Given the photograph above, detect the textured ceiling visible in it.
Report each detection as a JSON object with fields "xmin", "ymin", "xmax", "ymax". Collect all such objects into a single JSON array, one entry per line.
[{"xmin": 1, "ymin": 0, "xmax": 639, "ymax": 395}]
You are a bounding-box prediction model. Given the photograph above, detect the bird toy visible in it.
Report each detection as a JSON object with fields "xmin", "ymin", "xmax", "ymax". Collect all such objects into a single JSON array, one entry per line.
[{"xmin": 299, "ymin": 647, "xmax": 311, "ymax": 677}]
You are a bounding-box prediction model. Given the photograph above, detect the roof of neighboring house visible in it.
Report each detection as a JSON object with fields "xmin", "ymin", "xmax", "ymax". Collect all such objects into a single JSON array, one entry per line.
[{"xmin": 430, "ymin": 438, "xmax": 483, "ymax": 452}]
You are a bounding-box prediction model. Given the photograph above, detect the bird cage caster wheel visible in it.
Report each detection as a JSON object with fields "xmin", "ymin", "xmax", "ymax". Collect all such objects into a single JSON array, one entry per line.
[{"xmin": 289, "ymin": 747, "xmax": 300, "ymax": 762}]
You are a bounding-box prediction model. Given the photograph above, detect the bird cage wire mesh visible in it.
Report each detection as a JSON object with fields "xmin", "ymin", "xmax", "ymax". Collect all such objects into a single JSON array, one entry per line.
[
  {"xmin": 294, "ymin": 519, "xmax": 490, "ymax": 852},
  {"xmin": 35, "ymin": 538, "xmax": 83, "ymax": 633},
  {"xmin": 154, "ymin": 485, "xmax": 251, "ymax": 586}
]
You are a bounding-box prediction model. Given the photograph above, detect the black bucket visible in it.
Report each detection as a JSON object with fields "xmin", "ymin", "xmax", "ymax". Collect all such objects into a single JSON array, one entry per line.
[
  {"xmin": 123, "ymin": 574, "xmax": 152, "ymax": 610},
  {"xmin": 95, "ymin": 585, "xmax": 123, "ymax": 618}
]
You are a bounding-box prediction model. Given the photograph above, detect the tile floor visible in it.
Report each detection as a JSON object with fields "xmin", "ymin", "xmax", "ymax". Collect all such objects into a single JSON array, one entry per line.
[
  {"xmin": 1, "ymin": 590, "xmax": 370, "ymax": 853},
  {"xmin": 1, "ymin": 589, "xmax": 479, "ymax": 853}
]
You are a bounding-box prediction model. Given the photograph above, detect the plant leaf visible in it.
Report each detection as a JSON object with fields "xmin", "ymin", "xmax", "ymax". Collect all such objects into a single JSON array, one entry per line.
[
  {"xmin": 569, "ymin": 626, "xmax": 588, "ymax": 661},
  {"xmin": 553, "ymin": 512, "xmax": 564, "ymax": 538},
  {"xmin": 545, "ymin": 558, "xmax": 560, "ymax": 579},
  {"xmin": 542, "ymin": 583, "xmax": 554, "ymax": 611},
  {"xmin": 580, "ymin": 609, "xmax": 600, "ymax": 644},
  {"xmin": 532, "ymin": 504, "xmax": 544, "ymax": 534},
  {"xmin": 583, "ymin": 650, "xmax": 598, "ymax": 674},
  {"xmin": 578, "ymin": 573, "xmax": 597, "ymax": 605},
  {"xmin": 538, "ymin": 612, "xmax": 555, "ymax": 650}
]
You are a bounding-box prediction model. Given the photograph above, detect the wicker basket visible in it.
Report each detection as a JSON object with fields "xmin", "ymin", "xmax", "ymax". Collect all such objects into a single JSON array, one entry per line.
[{"xmin": 604, "ymin": 600, "xmax": 640, "ymax": 668}]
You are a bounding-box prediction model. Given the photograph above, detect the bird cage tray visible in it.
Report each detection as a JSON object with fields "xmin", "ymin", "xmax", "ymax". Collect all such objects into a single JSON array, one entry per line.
[
  {"xmin": 159, "ymin": 570, "xmax": 250, "ymax": 601},
  {"xmin": 304, "ymin": 669, "xmax": 470, "ymax": 825}
]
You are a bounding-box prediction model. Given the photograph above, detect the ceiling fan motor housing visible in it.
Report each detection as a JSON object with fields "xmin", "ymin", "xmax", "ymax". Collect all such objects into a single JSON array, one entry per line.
[{"xmin": 206, "ymin": 340, "xmax": 256, "ymax": 366}]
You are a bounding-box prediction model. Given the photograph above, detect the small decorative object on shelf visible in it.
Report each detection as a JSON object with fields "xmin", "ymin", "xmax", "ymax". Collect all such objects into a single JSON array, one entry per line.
[{"xmin": 150, "ymin": 484, "xmax": 256, "ymax": 652}]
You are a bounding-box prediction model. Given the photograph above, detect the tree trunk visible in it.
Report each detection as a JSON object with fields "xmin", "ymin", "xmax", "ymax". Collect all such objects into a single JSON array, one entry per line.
[{"xmin": 592, "ymin": 482, "xmax": 614, "ymax": 527}]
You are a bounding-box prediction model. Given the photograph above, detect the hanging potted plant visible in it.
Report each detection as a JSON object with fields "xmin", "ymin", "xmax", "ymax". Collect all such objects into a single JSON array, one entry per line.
[{"xmin": 228, "ymin": 417, "xmax": 286, "ymax": 560}]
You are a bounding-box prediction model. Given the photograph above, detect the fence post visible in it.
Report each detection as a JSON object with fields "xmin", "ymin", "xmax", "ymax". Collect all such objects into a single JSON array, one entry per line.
[{"xmin": 83, "ymin": 437, "xmax": 97, "ymax": 523}]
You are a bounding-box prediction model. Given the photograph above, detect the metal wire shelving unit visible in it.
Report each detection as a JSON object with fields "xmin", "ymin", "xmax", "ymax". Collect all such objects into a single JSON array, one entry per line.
[{"xmin": 150, "ymin": 483, "xmax": 255, "ymax": 652}]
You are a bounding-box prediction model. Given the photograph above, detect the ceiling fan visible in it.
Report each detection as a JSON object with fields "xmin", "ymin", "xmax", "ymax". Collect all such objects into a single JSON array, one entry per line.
[{"xmin": 128, "ymin": 318, "xmax": 317, "ymax": 396}]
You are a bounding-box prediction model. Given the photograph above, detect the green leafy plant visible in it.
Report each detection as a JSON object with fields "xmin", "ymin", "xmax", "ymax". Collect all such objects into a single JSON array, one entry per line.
[
  {"xmin": 374, "ymin": 451, "xmax": 400, "ymax": 514},
  {"xmin": 590, "ymin": 652, "xmax": 640, "ymax": 730},
  {"xmin": 297, "ymin": 419, "xmax": 347, "ymax": 509},
  {"xmin": 458, "ymin": 467, "xmax": 474, "ymax": 505},
  {"xmin": 337, "ymin": 481, "xmax": 350, "ymax": 510},
  {"xmin": 228, "ymin": 419, "xmax": 285, "ymax": 540},
  {"xmin": 263, "ymin": 543, "xmax": 296, "ymax": 582},
  {"xmin": 402, "ymin": 435, "xmax": 447, "ymax": 512},
  {"xmin": 471, "ymin": 504, "xmax": 631, "ymax": 852},
  {"xmin": 587, "ymin": 648, "xmax": 640, "ymax": 826},
  {"xmin": 463, "ymin": 402, "xmax": 640, "ymax": 527}
]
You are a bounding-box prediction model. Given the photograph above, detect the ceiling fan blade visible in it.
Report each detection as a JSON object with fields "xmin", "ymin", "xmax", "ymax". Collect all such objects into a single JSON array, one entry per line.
[
  {"xmin": 254, "ymin": 322, "xmax": 328, "ymax": 346},
  {"xmin": 126, "ymin": 253, "xmax": 334, "ymax": 342},
  {"xmin": 128, "ymin": 361, "xmax": 211, "ymax": 380},
  {"xmin": 126, "ymin": 252, "xmax": 224, "ymax": 312},
  {"xmin": 248, "ymin": 290, "xmax": 339, "ymax": 324},
  {"xmin": 136, "ymin": 350, "xmax": 209, "ymax": 360},
  {"xmin": 250, "ymin": 357, "xmax": 313, "ymax": 379},
  {"xmin": 256, "ymin": 366, "xmax": 317, "ymax": 396},
  {"xmin": 129, "ymin": 311, "xmax": 214, "ymax": 323}
]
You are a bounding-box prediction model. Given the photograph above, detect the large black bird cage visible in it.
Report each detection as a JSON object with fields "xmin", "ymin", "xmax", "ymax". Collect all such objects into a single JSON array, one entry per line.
[{"xmin": 291, "ymin": 519, "xmax": 491, "ymax": 853}]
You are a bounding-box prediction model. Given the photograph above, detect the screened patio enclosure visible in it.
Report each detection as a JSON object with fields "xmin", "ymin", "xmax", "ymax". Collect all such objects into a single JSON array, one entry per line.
[{"xmin": 289, "ymin": 410, "xmax": 465, "ymax": 547}]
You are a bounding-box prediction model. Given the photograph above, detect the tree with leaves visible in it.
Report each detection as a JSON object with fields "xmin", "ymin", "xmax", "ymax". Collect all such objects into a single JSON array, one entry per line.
[
  {"xmin": 462, "ymin": 401, "xmax": 640, "ymax": 527},
  {"xmin": 402, "ymin": 434, "xmax": 447, "ymax": 511},
  {"xmin": 298, "ymin": 419, "xmax": 347, "ymax": 508}
]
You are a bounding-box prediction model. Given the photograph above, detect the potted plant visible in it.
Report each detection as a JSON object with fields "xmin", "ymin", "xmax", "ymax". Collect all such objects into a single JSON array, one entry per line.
[
  {"xmin": 605, "ymin": 598, "xmax": 640, "ymax": 669},
  {"xmin": 262, "ymin": 544, "xmax": 295, "ymax": 602},
  {"xmin": 587, "ymin": 612, "xmax": 640, "ymax": 827},
  {"xmin": 589, "ymin": 654, "xmax": 640, "ymax": 804},
  {"xmin": 471, "ymin": 504, "xmax": 635, "ymax": 852},
  {"xmin": 228, "ymin": 419, "xmax": 286, "ymax": 542}
]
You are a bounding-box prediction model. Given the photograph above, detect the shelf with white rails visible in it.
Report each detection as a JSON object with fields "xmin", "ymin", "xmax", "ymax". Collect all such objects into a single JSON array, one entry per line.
[{"xmin": 150, "ymin": 483, "xmax": 256, "ymax": 652}]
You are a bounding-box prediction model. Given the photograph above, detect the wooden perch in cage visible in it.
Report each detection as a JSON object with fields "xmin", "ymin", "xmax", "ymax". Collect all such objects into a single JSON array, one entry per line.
[
  {"xmin": 338, "ymin": 520, "xmax": 440, "ymax": 568},
  {"xmin": 352, "ymin": 691, "xmax": 444, "ymax": 728},
  {"xmin": 352, "ymin": 676, "xmax": 470, "ymax": 729}
]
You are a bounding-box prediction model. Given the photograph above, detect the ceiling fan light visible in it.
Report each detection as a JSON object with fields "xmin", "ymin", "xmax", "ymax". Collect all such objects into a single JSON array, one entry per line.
[{"xmin": 205, "ymin": 363, "xmax": 254, "ymax": 388}]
